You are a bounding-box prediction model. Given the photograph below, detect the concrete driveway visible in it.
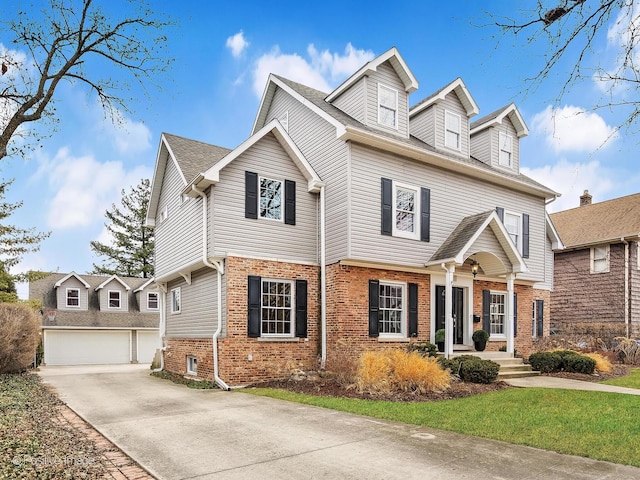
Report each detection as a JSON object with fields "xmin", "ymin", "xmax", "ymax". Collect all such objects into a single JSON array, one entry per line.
[{"xmin": 39, "ymin": 365, "xmax": 640, "ymax": 480}]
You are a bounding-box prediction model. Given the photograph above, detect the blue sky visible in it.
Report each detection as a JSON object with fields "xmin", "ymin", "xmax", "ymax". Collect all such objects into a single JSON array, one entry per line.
[{"xmin": 2, "ymin": 0, "xmax": 638, "ymax": 297}]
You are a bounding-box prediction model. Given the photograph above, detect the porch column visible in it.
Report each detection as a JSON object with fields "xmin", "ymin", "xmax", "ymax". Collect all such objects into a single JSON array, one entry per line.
[
  {"xmin": 506, "ymin": 272, "xmax": 515, "ymax": 354},
  {"xmin": 442, "ymin": 263, "xmax": 455, "ymax": 359}
]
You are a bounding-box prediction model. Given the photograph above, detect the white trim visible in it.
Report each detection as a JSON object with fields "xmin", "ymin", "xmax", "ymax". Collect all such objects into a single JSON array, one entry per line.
[
  {"xmin": 107, "ymin": 290, "xmax": 122, "ymax": 309},
  {"xmin": 260, "ymin": 278, "xmax": 295, "ymax": 338},
  {"xmin": 430, "ymin": 274, "xmax": 474, "ymax": 345},
  {"xmin": 590, "ymin": 244, "xmax": 610, "ymax": 274},
  {"xmin": 470, "ymin": 103, "xmax": 529, "ymax": 138},
  {"xmin": 488, "ymin": 290, "xmax": 507, "ymax": 339},
  {"xmin": 377, "ymin": 279, "xmax": 407, "ymax": 339},
  {"xmin": 258, "ymin": 175, "xmax": 284, "ymax": 222},
  {"xmin": 377, "ymin": 83, "xmax": 398, "ymax": 130},
  {"xmin": 186, "ymin": 355, "xmax": 197, "ymax": 375},
  {"xmin": 444, "ymin": 110, "xmax": 462, "ymax": 151},
  {"xmin": 42, "ymin": 326, "xmax": 159, "ymax": 331},
  {"xmin": 54, "ymin": 272, "xmax": 90, "ymax": 289},
  {"xmin": 95, "ymin": 274, "xmax": 131, "ymax": 291},
  {"xmin": 499, "ymin": 132, "xmax": 513, "ymax": 167},
  {"xmin": 409, "ymin": 78, "xmax": 479, "ymax": 118},
  {"xmin": 134, "ymin": 277, "xmax": 156, "ymax": 292},
  {"xmin": 503, "ymin": 210, "xmax": 523, "ymax": 253},
  {"xmin": 170, "ymin": 287, "xmax": 181, "ymax": 314},
  {"xmin": 65, "ymin": 288, "xmax": 81, "ymax": 308},
  {"xmin": 392, "ymin": 181, "xmax": 420, "ymax": 240},
  {"xmin": 147, "ymin": 291, "xmax": 159, "ymax": 310}
]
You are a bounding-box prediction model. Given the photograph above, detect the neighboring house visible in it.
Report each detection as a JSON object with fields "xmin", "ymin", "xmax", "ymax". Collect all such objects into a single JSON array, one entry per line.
[
  {"xmin": 550, "ymin": 191, "xmax": 640, "ymax": 338},
  {"xmin": 30, "ymin": 272, "xmax": 160, "ymax": 365},
  {"xmin": 147, "ymin": 47, "xmax": 560, "ymax": 387}
]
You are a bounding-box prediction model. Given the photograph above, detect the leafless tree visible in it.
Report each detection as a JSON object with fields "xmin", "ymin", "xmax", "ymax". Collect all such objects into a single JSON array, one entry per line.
[
  {"xmin": 490, "ymin": 0, "xmax": 640, "ymax": 132},
  {"xmin": 0, "ymin": 0, "xmax": 173, "ymax": 160}
]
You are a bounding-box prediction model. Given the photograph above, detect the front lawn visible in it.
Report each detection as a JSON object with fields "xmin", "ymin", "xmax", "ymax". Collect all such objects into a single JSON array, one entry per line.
[
  {"xmin": 600, "ymin": 368, "xmax": 640, "ymax": 389},
  {"xmin": 245, "ymin": 386, "xmax": 640, "ymax": 467}
]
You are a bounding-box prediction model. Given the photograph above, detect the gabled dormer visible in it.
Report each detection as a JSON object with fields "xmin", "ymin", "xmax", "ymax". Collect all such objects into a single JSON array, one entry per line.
[
  {"xmin": 54, "ymin": 272, "xmax": 90, "ymax": 311},
  {"xmin": 134, "ymin": 277, "xmax": 159, "ymax": 314},
  {"xmin": 325, "ymin": 47, "xmax": 418, "ymax": 139},
  {"xmin": 95, "ymin": 275, "xmax": 131, "ymax": 312},
  {"xmin": 409, "ymin": 78, "xmax": 479, "ymax": 157},
  {"xmin": 470, "ymin": 103, "xmax": 528, "ymax": 173}
]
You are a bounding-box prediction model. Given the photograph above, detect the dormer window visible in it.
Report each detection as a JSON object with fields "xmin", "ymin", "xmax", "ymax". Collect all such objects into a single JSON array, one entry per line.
[
  {"xmin": 499, "ymin": 132, "xmax": 513, "ymax": 167},
  {"xmin": 66, "ymin": 288, "xmax": 80, "ymax": 307},
  {"xmin": 108, "ymin": 291, "xmax": 121, "ymax": 309},
  {"xmin": 378, "ymin": 84, "xmax": 398, "ymax": 129},
  {"xmin": 445, "ymin": 111, "xmax": 461, "ymax": 150}
]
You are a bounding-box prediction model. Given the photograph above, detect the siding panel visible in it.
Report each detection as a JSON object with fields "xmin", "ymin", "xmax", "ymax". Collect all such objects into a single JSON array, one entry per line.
[
  {"xmin": 366, "ymin": 62, "xmax": 409, "ymax": 137},
  {"xmin": 409, "ymin": 107, "xmax": 435, "ymax": 146},
  {"xmin": 332, "ymin": 77, "xmax": 366, "ymax": 123},
  {"xmin": 56, "ymin": 278, "xmax": 89, "ymax": 310},
  {"xmin": 435, "ymin": 92, "xmax": 470, "ymax": 156}
]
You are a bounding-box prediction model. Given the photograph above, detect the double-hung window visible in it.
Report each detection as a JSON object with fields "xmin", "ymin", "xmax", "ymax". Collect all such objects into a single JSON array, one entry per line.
[
  {"xmin": 378, "ymin": 84, "xmax": 398, "ymax": 128},
  {"xmin": 489, "ymin": 292, "xmax": 506, "ymax": 336},
  {"xmin": 171, "ymin": 287, "xmax": 181, "ymax": 314},
  {"xmin": 504, "ymin": 212, "xmax": 521, "ymax": 251},
  {"xmin": 591, "ymin": 245, "xmax": 609, "ymax": 273},
  {"xmin": 378, "ymin": 281, "xmax": 405, "ymax": 336},
  {"xmin": 499, "ymin": 132, "xmax": 513, "ymax": 167},
  {"xmin": 66, "ymin": 288, "xmax": 80, "ymax": 307},
  {"xmin": 445, "ymin": 111, "xmax": 461, "ymax": 150},
  {"xmin": 259, "ymin": 176, "xmax": 283, "ymax": 221},
  {"xmin": 108, "ymin": 291, "xmax": 121, "ymax": 309},
  {"xmin": 147, "ymin": 292, "xmax": 159, "ymax": 310},
  {"xmin": 261, "ymin": 279, "xmax": 293, "ymax": 336},
  {"xmin": 393, "ymin": 183, "xmax": 420, "ymax": 239}
]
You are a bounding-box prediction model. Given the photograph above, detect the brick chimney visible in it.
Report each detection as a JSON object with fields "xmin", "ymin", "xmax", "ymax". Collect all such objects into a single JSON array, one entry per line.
[{"xmin": 580, "ymin": 190, "xmax": 592, "ymax": 206}]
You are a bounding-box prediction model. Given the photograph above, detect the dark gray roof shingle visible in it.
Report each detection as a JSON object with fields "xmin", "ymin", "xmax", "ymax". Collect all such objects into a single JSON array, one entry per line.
[{"xmin": 163, "ymin": 133, "xmax": 232, "ymax": 184}]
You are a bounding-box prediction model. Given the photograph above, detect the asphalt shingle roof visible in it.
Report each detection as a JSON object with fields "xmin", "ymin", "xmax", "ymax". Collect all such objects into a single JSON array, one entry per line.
[
  {"xmin": 163, "ymin": 133, "xmax": 232, "ymax": 184},
  {"xmin": 429, "ymin": 211, "xmax": 493, "ymax": 262}
]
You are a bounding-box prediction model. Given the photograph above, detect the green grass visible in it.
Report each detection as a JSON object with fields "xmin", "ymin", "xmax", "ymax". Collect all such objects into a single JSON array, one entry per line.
[
  {"xmin": 601, "ymin": 368, "xmax": 640, "ymax": 389},
  {"xmin": 244, "ymin": 387, "xmax": 640, "ymax": 466}
]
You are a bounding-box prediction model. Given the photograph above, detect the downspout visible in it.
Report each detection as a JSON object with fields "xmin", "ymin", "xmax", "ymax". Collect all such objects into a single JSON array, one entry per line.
[
  {"xmin": 622, "ymin": 237, "xmax": 630, "ymax": 338},
  {"xmin": 192, "ymin": 185, "xmax": 230, "ymax": 391},
  {"xmin": 152, "ymin": 283, "xmax": 167, "ymax": 372},
  {"xmin": 320, "ymin": 185, "xmax": 327, "ymax": 369}
]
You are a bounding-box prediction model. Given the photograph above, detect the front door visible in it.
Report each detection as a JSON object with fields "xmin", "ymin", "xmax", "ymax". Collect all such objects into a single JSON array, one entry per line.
[{"xmin": 436, "ymin": 285, "xmax": 465, "ymax": 345}]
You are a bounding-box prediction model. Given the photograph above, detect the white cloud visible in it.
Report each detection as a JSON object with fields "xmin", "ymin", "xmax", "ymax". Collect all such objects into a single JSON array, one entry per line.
[
  {"xmin": 521, "ymin": 159, "xmax": 614, "ymax": 212},
  {"xmin": 531, "ymin": 105, "xmax": 618, "ymax": 153},
  {"xmin": 252, "ymin": 43, "xmax": 375, "ymax": 97},
  {"xmin": 94, "ymin": 104, "xmax": 152, "ymax": 156},
  {"xmin": 226, "ymin": 31, "xmax": 249, "ymax": 58},
  {"xmin": 38, "ymin": 147, "xmax": 152, "ymax": 229}
]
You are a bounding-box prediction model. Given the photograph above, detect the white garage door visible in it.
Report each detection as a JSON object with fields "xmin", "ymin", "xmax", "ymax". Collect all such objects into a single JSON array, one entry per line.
[
  {"xmin": 44, "ymin": 330, "xmax": 131, "ymax": 365},
  {"xmin": 137, "ymin": 331, "xmax": 159, "ymax": 364}
]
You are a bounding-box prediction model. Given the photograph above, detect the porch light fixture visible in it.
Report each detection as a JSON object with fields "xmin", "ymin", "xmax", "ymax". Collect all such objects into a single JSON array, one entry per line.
[{"xmin": 471, "ymin": 259, "xmax": 480, "ymax": 278}]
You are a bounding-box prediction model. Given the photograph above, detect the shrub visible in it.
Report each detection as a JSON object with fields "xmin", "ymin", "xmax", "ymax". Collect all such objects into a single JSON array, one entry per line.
[
  {"xmin": 406, "ymin": 341, "xmax": 438, "ymax": 357},
  {"xmin": 356, "ymin": 349, "xmax": 450, "ymax": 394},
  {"xmin": 0, "ymin": 303, "xmax": 40, "ymax": 373},
  {"xmin": 613, "ymin": 337, "xmax": 640, "ymax": 365},
  {"xmin": 438, "ymin": 355, "xmax": 499, "ymax": 384},
  {"xmin": 472, "ymin": 330, "xmax": 489, "ymax": 342},
  {"xmin": 528, "ymin": 351, "xmax": 562, "ymax": 373},
  {"xmin": 435, "ymin": 329, "xmax": 446, "ymax": 343},
  {"xmin": 564, "ymin": 354, "xmax": 596, "ymax": 374},
  {"xmin": 583, "ymin": 352, "xmax": 612, "ymax": 373}
]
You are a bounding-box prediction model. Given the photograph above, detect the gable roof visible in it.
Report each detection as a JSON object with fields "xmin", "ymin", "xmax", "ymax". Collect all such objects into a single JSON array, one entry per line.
[
  {"xmin": 470, "ymin": 103, "xmax": 529, "ymax": 138},
  {"xmin": 409, "ymin": 78, "xmax": 479, "ymax": 117},
  {"xmin": 133, "ymin": 277, "xmax": 156, "ymax": 293},
  {"xmin": 95, "ymin": 274, "xmax": 131, "ymax": 291},
  {"xmin": 54, "ymin": 272, "xmax": 90, "ymax": 289},
  {"xmin": 187, "ymin": 119, "xmax": 324, "ymax": 194},
  {"xmin": 550, "ymin": 192, "xmax": 640, "ymax": 248},
  {"xmin": 325, "ymin": 47, "xmax": 418, "ymax": 103},
  {"xmin": 426, "ymin": 210, "xmax": 527, "ymax": 274},
  {"xmin": 147, "ymin": 133, "xmax": 232, "ymax": 225}
]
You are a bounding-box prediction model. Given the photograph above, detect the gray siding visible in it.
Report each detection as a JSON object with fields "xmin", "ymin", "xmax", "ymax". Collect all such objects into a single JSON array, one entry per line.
[
  {"xmin": 263, "ymin": 88, "xmax": 349, "ymax": 264},
  {"xmin": 491, "ymin": 117, "xmax": 520, "ymax": 172},
  {"xmin": 332, "ymin": 77, "xmax": 366, "ymax": 123},
  {"xmin": 365, "ymin": 62, "xmax": 409, "ymax": 138},
  {"xmin": 154, "ymin": 154, "xmax": 203, "ymax": 278},
  {"xmin": 409, "ymin": 107, "xmax": 435, "ymax": 146},
  {"xmin": 56, "ymin": 278, "xmax": 89, "ymax": 310},
  {"xmin": 348, "ymin": 143, "xmax": 547, "ymax": 283},
  {"xmin": 541, "ymin": 233, "xmax": 555, "ymax": 291},
  {"xmin": 165, "ymin": 268, "xmax": 221, "ymax": 337},
  {"xmin": 470, "ymin": 128, "xmax": 491, "ymax": 165},
  {"xmin": 137, "ymin": 288, "xmax": 160, "ymax": 314},
  {"xmin": 434, "ymin": 92, "xmax": 470, "ymax": 157},
  {"xmin": 211, "ymin": 132, "xmax": 319, "ymax": 263},
  {"xmin": 469, "ymin": 229, "xmax": 512, "ymax": 271},
  {"xmin": 97, "ymin": 279, "xmax": 129, "ymax": 312}
]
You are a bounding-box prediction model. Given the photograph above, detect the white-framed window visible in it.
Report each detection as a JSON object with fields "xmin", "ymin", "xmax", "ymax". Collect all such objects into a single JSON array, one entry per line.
[
  {"xmin": 108, "ymin": 290, "xmax": 121, "ymax": 309},
  {"xmin": 504, "ymin": 211, "xmax": 522, "ymax": 252},
  {"xmin": 489, "ymin": 291, "xmax": 507, "ymax": 337},
  {"xmin": 261, "ymin": 279, "xmax": 294, "ymax": 336},
  {"xmin": 66, "ymin": 288, "xmax": 80, "ymax": 307},
  {"xmin": 186, "ymin": 356, "xmax": 197, "ymax": 375},
  {"xmin": 499, "ymin": 132, "xmax": 513, "ymax": 167},
  {"xmin": 159, "ymin": 206, "xmax": 168, "ymax": 224},
  {"xmin": 147, "ymin": 292, "xmax": 159, "ymax": 310},
  {"xmin": 378, "ymin": 84, "xmax": 398, "ymax": 129},
  {"xmin": 259, "ymin": 176, "xmax": 283, "ymax": 221},
  {"xmin": 378, "ymin": 281, "xmax": 406, "ymax": 336},
  {"xmin": 445, "ymin": 111, "xmax": 461, "ymax": 150},
  {"xmin": 393, "ymin": 182, "xmax": 420, "ymax": 240},
  {"xmin": 170, "ymin": 287, "xmax": 181, "ymax": 314},
  {"xmin": 591, "ymin": 245, "xmax": 610, "ymax": 273}
]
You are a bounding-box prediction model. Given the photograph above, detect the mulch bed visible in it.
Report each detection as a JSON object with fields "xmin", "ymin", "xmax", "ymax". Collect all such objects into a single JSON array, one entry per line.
[{"xmin": 545, "ymin": 363, "xmax": 631, "ymax": 382}]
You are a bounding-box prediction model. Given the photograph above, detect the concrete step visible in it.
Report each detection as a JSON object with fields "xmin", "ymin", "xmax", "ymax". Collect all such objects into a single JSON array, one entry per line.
[{"xmin": 498, "ymin": 369, "xmax": 541, "ymax": 379}]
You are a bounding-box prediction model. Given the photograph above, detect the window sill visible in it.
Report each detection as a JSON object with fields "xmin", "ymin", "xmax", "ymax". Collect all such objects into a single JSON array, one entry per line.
[
  {"xmin": 489, "ymin": 335, "xmax": 507, "ymax": 341},
  {"xmin": 378, "ymin": 337, "xmax": 410, "ymax": 343},
  {"xmin": 258, "ymin": 337, "xmax": 301, "ymax": 343}
]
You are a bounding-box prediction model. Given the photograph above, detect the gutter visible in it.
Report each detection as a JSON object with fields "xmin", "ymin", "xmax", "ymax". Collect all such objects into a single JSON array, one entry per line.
[
  {"xmin": 320, "ymin": 185, "xmax": 327, "ymax": 369},
  {"xmin": 192, "ymin": 185, "xmax": 230, "ymax": 391},
  {"xmin": 152, "ymin": 283, "xmax": 167, "ymax": 372}
]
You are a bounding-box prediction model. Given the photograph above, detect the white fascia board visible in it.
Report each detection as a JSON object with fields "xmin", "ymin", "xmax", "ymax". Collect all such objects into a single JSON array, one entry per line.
[
  {"xmin": 545, "ymin": 212, "xmax": 564, "ymax": 250},
  {"xmin": 147, "ymin": 134, "xmax": 189, "ymax": 223},
  {"xmin": 54, "ymin": 272, "xmax": 91, "ymax": 289},
  {"xmin": 95, "ymin": 274, "xmax": 131, "ymax": 291},
  {"xmin": 470, "ymin": 104, "xmax": 529, "ymax": 138},
  {"xmin": 251, "ymin": 76, "xmax": 278, "ymax": 135},
  {"xmin": 410, "ymin": 78, "xmax": 479, "ymax": 118},
  {"xmin": 133, "ymin": 277, "xmax": 156, "ymax": 293}
]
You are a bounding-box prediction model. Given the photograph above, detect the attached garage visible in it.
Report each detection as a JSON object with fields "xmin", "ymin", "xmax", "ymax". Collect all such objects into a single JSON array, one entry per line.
[
  {"xmin": 44, "ymin": 330, "xmax": 131, "ymax": 366},
  {"xmin": 137, "ymin": 330, "xmax": 159, "ymax": 364}
]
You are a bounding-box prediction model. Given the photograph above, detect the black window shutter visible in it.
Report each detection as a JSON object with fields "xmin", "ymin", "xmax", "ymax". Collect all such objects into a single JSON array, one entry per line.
[
  {"xmin": 513, "ymin": 293, "xmax": 518, "ymax": 338},
  {"xmin": 408, "ymin": 283, "xmax": 418, "ymax": 337},
  {"xmin": 536, "ymin": 299, "xmax": 544, "ymax": 337},
  {"xmin": 368, "ymin": 280, "xmax": 380, "ymax": 337},
  {"xmin": 482, "ymin": 290, "xmax": 491, "ymax": 333},
  {"xmin": 381, "ymin": 178, "xmax": 392, "ymax": 235},
  {"xmin": 245, "ymin": 171, "xmax": 258, "ymax": 219},
  {"xmin": 284, "ymin": 180, "xmax": 296, "ymax": 225},
  {"xmin": 247, "ymin": 275, "xmax": 261, "ymax": 337},
  {"xmin": 295, "ymin": 279, "xmax": 307, "ymax": 337},
  {"xmin": 420, "ymin": 188, "xmax": 430, "ymax": 242},
  {"xmin": 522, "ymin": 213, "xmax": 530, "ymax": 258},
  {"xmin": 496, "ymin": 207, "xmax": 504, "ymax": 222}
]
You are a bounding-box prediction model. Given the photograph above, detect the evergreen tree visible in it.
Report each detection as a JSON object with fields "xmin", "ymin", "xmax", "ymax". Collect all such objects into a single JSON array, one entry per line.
[{"xmin": 90, "ymin": 178, "xmax": 154, "ymax": 278}]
